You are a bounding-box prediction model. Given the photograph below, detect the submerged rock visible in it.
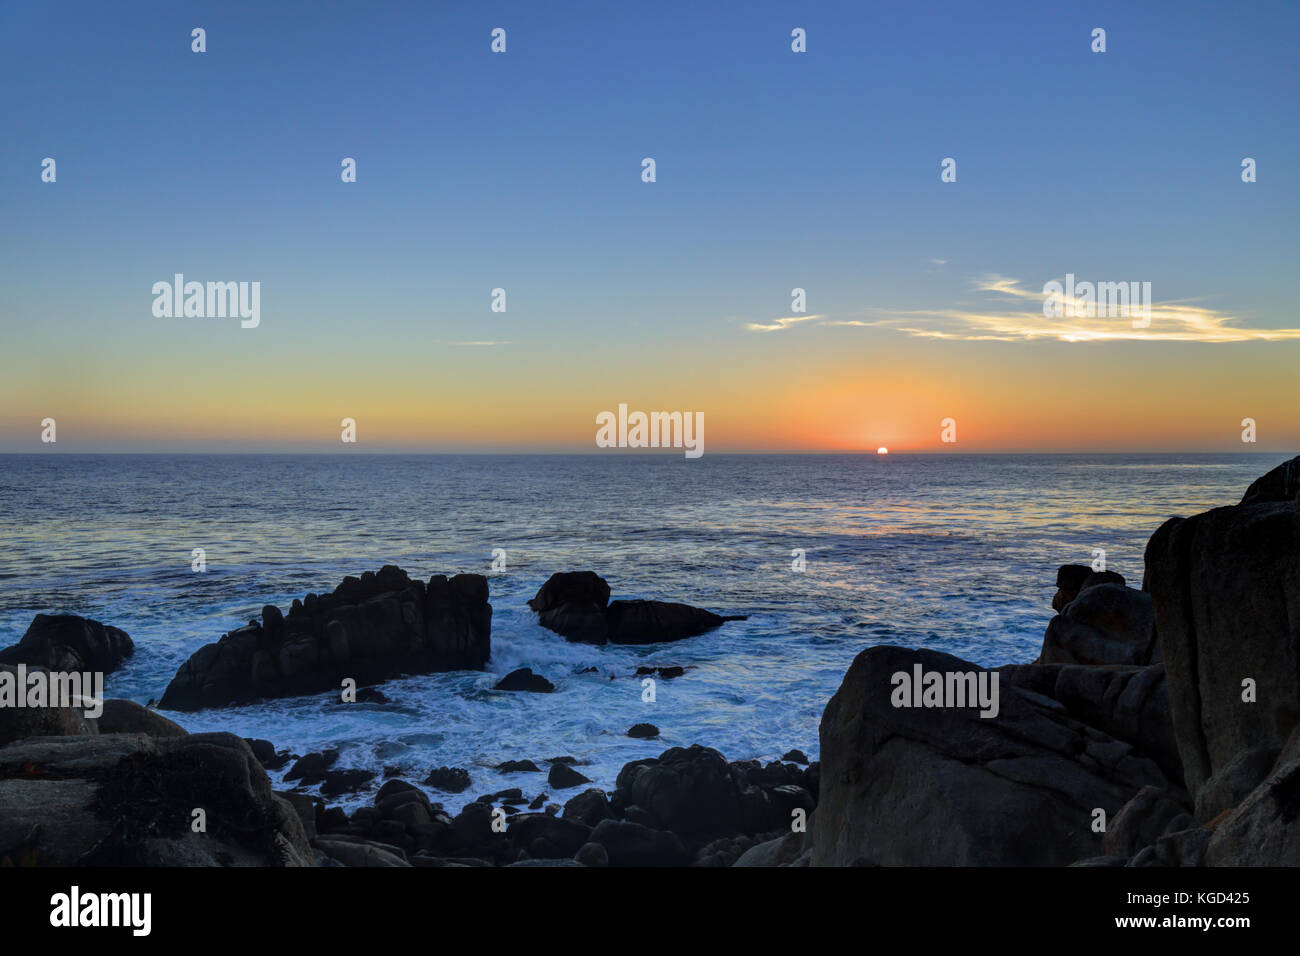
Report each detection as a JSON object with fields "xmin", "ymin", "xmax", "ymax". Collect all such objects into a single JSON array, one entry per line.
[
  {"xmin": 493, "ymin": 667, "xmax": 554, "ymax": 693},
  {"xmin": 159, "ymin": 566, "xmax": 491, "ymax": 711}
]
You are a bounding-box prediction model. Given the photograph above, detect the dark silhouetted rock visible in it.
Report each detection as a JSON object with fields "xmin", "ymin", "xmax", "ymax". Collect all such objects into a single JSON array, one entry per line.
[
  {"xmin": 548, "ymin": 763, "xmax": 591, "ymax": 789},
  {"xmin": 496, "ymin": 759, "xmax": 540, "ymax": 773},
  {"xmin": 588, "ymin": 819, "xmax": 689, "ymax": 867},
  {"xmin": 614, "ymin": 744, "xmax": 743, "ymax": 845},
  {"xmin": 285, "ymin": 750, "xmax": 339, "ymax": 785},
  {"xmin": 528, "ymin": 572, "xmax": 744, "ymax": 645},
  {"xmin": 493, "ymin": 668, "xmax": 554, "ymax": 693},
  {"xmin": 424, "ymin": 766, "xmax": 471, "ymax": 794},
  {"xmin": 1039, "ymin": 583, "xmax": 1158, "ymax": 666},
  {"xmin": 561, "ymin": 788, "xmax": 614, "ymax": 827},
  {"xmin": 627, "ymin": 723, "xmax": 659, "ymax": 739},
  {"xmin": 0, "ymin": 614, "xmax": 133, "ymax": 674},
  {"xmin": 159, "ymin": 566, "xmax": 491, "ymax": 711}
]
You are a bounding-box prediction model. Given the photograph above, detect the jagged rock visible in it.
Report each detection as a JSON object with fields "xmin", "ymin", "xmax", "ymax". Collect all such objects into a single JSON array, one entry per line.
[
  {"xmin": 496, "ymin": 759, "xmax": 540, "ymax": 773},
  {"xmin": 813, "ymin": 646, "xmax": 1173, "ymax": 866},
  {"xmin": 0, "ymin": 732, "xmax": 313, "ymax": 866},
  {"xmin": 285, "ymin": 750, "xmax": 339, "ymax": 785},
  {"xmin": 998, "ymin": 663, "xmax": 1182, "ymax": 784},
  {"xmin": 1194, "ymin": 746, "xmax": 1281, "ymax": 821},
  {"xmin": 159, "ymin": 566, "xmax": 491, "ymax": 711},
  {"xmin": 505, "ymin": 812, "xmax": 591, "ymax": 858},
  {"xmin": 0, "ymin": 614, "xmax": 134, "ymax": 674},
  {"xmin": 314, "ymin": 837, "xmax": 409, "ymax": 867},
  {"xmin": 1145, "ymin": 457, "xmax": 1300, "ymax": 811},
  {"xmin": 606, "ymin": 600, "xmax": 744, "ymax": 645},
  {"xmin": 627, "ymin": 722, "xmax": 659, "ymax": 739},
  {"xmin": 424, "ymin": 766, "xmax": 471, "ymax": 793}
]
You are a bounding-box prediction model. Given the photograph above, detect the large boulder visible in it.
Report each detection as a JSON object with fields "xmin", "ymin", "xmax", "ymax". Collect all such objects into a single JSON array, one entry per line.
[
  {"xmin": 1145, "ymin": 455, "xmax": 1300, "ymax": 813},
  {"xmin": 96, "ymin": 699, "xmax": 188, "ymax": 738},
  {"xmin": 527, "ymin": 571, "xmax": 611, "ymax": 643},
  {"xmin": 0, "ymin": 614, "xmax": 133, "ymax": 674},
  {"xmin": 528, "ymin": 572, "xmax": 744, "ymax": 645},
  {"xmin": 613, "ymin": 745, "xmax": 743, "ymax": 845},
  {"xmin": 813, "ymin": 646, "xmax": 1173, "ymax": 866},
  {"xmin": 0, "ymin": 732, "xmax": 313, "ymax": 866},
  {"xmin": 159, "ymin": 566, "xmax": 491, "ymax": 710},
  {"xmin": 1038, "ymin": 584, "xmax": 1159, "ymax": 666}
]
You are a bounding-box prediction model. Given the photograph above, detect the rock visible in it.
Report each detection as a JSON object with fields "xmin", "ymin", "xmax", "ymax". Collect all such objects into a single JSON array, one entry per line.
[
  {"xmin": 606, "ymin": 600, "xmax": 744, "ymax": 645},
  {"xmin": 588, "ymin": 819, "xmax": 690, "ymax": 867},
  {"xmin": 285, "ymin": 750, "xmax": 339, "ymax": 785},
  {"xmin": 276, "ymin": 791, "xmax": 319, "ymax": 841},
  {"xmin": 0, "ymin": 732, "xmax": 313, "ymax": 866},
  {"xmin": 158, "ymin": 566, "xmax": 491, "ymax": 711},
  {"xmin": 320, "ymin": 769, "xmax": 376, "ymax": 797},
  {"xmin": 493, "ymin": 668, "xmax": 555, "ymax": 693},
  {"xmin": 627, "ymin": 723, "xmax": 659, "ymax": 739},
  {"xmin": 528, "ymin": 572, "xmax": 744, "ymax": 645},
  {"xmin": 0, "ymin": 665, "xmax": 98, "ymax": 746},
  {"xmin": 1156, "ymin": 826, "xmax": 1211, "ymax": 867},
  {"xmin": 313, "ymin": 837, "xmax": 409, "ymax": 867},
  {"xmin": 424, "ymin": 766, "xmax": 471, "ymax": 794},
  {"xmin": 1239, "ymin": 454, "xmax": 1300, "ymax": 505},
  {"xmin": 496, "ymin": 759, "xmax": 540, "ymax": 773},
  {"xmin": 0, "ymin": 614, "xmax": 134, "ymax": 674},
  {"xmin": 636, "ymin": 665, "xmax": 685, "ymax": 679},
  {"xmin": 98, "ymin": 700, "xmax": 187, "ymax": 738},
  {"xmin": 375, "ymin": 778, "xmax": 422, "ymax": 803},
  {"xmin": 1194, "ymin": 746, "xmax": 1281, "ymax": 821},
  {"xmin": 561, "ymin": 788, "xmax": 614, "ymax": 827},
  {"xmin": 1145, "ymin": 464, "xmax": 1300, "ymax": 809},
  {"xmin": 782, "ymin": 749, "xmax": 809, "ymax": 765},
  {"xmin": 1205, "ymin": 727, "xmax": 1300, "ymax": 864},
  {"xmin": 734, "ymin": 829, "xmax": 809, "ymax": 867},
  {"xmin": 1039, "ymin": 584, "xmax": 1158, "ymax": 666},
  {"xmin": 548, "ymin": 763, "xmax": 591, "ymax": 789},
  {"xmin": 614, "ymin": 745, "xmax": 743, "ymax": 845},
  {"xmin": 813, "ymin": 646, "xmax": 1173, "ymax": 866},
  {"xmin": 528, "ymin": 571, "xmax": 611, "ymax": 643},
  {"xmin": 1101, "ymin": 785, "xmax": 1189, "ymax": 858},
  {"xmin": 574, "ymin": 841, "xmax": 608, "ymax": 866},
  {"xmin": 998, "ymin": 663, "xmax": 1182, "ymax": 784},
  {"xmin": 506, "ymin": 812, "xmax": 592, "ymax": 858}
]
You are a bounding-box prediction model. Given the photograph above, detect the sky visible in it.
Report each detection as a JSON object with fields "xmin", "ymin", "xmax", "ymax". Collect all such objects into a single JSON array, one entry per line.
[{"xmin": 1, "ymin": 0, "xmax": 1297, "ymax": 453}]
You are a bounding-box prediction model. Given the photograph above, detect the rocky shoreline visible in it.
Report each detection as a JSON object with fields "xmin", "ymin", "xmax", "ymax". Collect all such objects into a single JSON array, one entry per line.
[{"xmin": 2, "ymin": 455, "xmax": 1297, "ymax": 866}]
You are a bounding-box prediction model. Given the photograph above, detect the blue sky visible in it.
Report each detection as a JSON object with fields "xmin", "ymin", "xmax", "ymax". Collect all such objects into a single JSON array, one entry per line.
[{"xmin": 1, "ymin": 0, "xmax": 1297, "ymax": 451}]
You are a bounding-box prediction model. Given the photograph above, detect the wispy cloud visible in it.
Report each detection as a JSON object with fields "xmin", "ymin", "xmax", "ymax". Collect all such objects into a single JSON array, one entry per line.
[
  {"xmin": 744, "ymin": 314, "xmax": 823, "ymax": 332},
  {"xmin": 740, "ymin": 275, "xmax": 1300, "ymax": 343}
]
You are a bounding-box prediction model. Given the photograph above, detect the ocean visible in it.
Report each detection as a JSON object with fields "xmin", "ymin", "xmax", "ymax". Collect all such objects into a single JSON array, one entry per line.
[{"xmin": 0, "ymin": 452, "xmax": 1277, "ymax": 811}]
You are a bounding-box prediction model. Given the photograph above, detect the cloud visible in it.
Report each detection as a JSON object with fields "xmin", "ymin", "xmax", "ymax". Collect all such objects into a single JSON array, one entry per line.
[
  {"xmin": 741, "ymin": 274, "xmax": 1300, "ymax": 344},
  {"xmin": 744, "ymin": 314, "xmax": 823, "ymax": 332}
]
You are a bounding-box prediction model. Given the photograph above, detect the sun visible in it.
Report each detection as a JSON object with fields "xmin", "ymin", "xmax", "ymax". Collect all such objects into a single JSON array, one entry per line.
[{"xmin": 876, "ymin": 446, "xmax": 889, "ymax": 455}]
